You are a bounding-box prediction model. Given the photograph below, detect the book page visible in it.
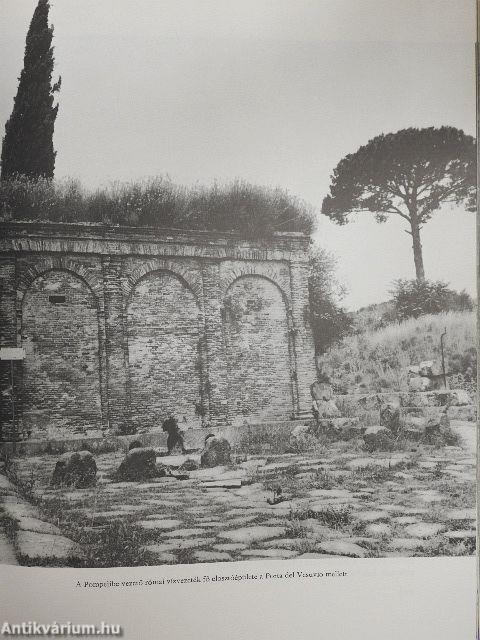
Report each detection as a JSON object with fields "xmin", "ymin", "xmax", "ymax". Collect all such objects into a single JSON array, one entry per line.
[{"xmin": 0, "ymin": 1, "xmax": 477, "ymax": 638}]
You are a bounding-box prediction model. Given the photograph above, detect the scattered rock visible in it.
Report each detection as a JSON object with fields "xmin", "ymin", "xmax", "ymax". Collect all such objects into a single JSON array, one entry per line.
[
  {"xmin": 408, "ymin": 377, "xmax": 433, "ymax": 392},
  {"xmin": 418, "ymin": 361, "xmax": 442, "ymax": 378},
  {"xmin": 289, "ymin": 424, "xmax": 311, "ymax": 449},
  {"xmin": 363, "ymin": 426, "xmax": 394, "ymax": 451},
  {"xmin": 51, "ymin": 451, "xmax": 97, "ymax": 488},
  {"xmin": 380, "ymin": 402, "xmax": 401, "ymax": 433},
  {"xmin": 200, "ymin": 436, "xmax": 232, "ymax": 468},
  {"xmin": 115, "ymin": 447, "xmax": 159, "ymax": 481}
]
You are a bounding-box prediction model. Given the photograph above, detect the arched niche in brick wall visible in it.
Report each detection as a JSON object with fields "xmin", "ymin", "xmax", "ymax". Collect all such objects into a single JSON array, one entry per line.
[
  {"xmin": 21, "ymin": 269, "xmax": 103, "ymax": 438},
  {"xmin": 125, "ymin": 269, "xmax": 205, "ymax": 432},
  {"xmin": 223, "ymin": 275, "xmax": 295, "ymax": 423}
]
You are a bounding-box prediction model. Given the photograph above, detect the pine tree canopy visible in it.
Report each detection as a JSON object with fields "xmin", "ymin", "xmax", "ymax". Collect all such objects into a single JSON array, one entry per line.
[{"xmin": 1, "ymin": 0, "xmax": 61, "ymax": 180}]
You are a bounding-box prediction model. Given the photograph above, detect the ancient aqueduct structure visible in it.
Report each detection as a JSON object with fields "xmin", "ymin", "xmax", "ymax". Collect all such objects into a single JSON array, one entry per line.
[{"xmin": 0, "ymin": 222, "xmax": 317, "ymax": 443}]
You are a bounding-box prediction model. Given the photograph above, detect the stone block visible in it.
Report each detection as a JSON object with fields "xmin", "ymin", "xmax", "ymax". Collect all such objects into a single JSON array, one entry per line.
[
  {"xmin": 363, "ymin": 425, "xmax": 394, "ymax": 451},
  {"xmin": 115, "ymin": 447, "xmax": 159, "ymax": 481},
  {"xmin": 51, "ymin": 451, "xmax": 97, "ymax": 488},
  {"xmin": 200, "ymin": 435, "xmax": 232, "ymax": 468}
]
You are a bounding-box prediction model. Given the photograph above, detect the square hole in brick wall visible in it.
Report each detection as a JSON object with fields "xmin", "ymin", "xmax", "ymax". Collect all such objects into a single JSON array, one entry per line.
[{"xmin": 48, "ymin": 295, "xmax": 66, "ymax": 304}]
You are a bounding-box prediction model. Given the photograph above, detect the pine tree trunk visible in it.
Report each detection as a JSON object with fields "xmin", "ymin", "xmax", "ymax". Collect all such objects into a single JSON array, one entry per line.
[{"xmin": 410, "ymin": 217, "xmax": 425, "ymax": 282}]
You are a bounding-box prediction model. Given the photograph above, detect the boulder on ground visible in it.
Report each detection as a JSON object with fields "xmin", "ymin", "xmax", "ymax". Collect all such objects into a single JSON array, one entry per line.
[
  {"xmin": 115, "ymin": 447, "xmax": 158, "ymax": 481},
  {"xmin": 200, "ymin": 436, "xmax": 231, "ymax": 468},
  {"xmin": 408, "ymin": 376, "xmax": 433, "ymax": 392},
  {"xmin": 380, "ymin": 402, "xmax": 401, "ymax": 433},
  {"xmin": 363, "ymin": 425, "xmax": 394, "ymax": 451},
  {"xmin": 311, "ymin": 381, "xmax": 333, "ymax": 402},
  {"xmin": 448, "ymin": 389, "xmax": 471, "ymax": 406},
  {"xmin": 51, "ymin": 450, "xmax": 97, "ymax": 488},
  {"xmin": 289, "ymin": 424, "xmax": 312, "ymax": 449},
  {"xmin": 418, "ymin": 360, "xmax": 442, "ymax": 378},
  {"xmin": 315, "ymin": 399, "xmax": 341, "ymax": 418}
]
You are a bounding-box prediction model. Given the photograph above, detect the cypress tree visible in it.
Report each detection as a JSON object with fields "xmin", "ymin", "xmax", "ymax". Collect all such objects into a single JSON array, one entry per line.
[{"xmin": 1, "ymin": 0, "xmax": 61, "ymax": 180}]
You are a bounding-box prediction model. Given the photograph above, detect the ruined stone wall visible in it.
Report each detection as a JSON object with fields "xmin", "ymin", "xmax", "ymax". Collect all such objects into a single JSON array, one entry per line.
[{"xmin": 0, "ymin": 222, "xmax": 317, "ymax": 441}]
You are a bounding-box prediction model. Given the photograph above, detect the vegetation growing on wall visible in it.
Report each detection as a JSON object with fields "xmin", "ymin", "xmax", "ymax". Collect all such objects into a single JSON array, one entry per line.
[{"xmin": 0, "ymin": 176, "xmax": 315, "ymax": 236}]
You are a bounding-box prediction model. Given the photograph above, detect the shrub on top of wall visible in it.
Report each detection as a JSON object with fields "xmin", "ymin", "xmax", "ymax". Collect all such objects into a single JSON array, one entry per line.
[{"xmin": 0, "ymin": 176, "xmax": 315, "ymax": 237}]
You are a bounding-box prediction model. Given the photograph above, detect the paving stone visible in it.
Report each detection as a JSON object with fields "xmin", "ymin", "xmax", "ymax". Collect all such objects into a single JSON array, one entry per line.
[
  {"xmin": 213, "ymin": 543, "xmax": 248, "ymax": 552},
  {"xmin": 404, "ymin": 523, "xmax": 446, "ymax": 538},
  {"xmin": 347, "ymin": 456, "xmax": 407, "ymax": 470},
  {"xmin": 308, "ymin": 489, "xmax": 354, "ymax": 499},
  {"xmin": 260, "ymin": 538, "xmax": 307, "ymax": 549},
  {"xmin": 318, "ymin": 540, "xmax": 366, "ymax": 558},
  {"xmin": 355, "ymin": 511, "xmax": 389, "ymax": 523},
  {"xmin": 192, "ymin": 550, "xmax": 233, "ymax": 562},
  {"xmin": 240, "ymin": 548, "xmax": 298, "ymax": 559},
  {"xmin": 415, "ymin": 490, "xmax": 444, "ymax": 503},
  {"xmin": 163, "ymin": 528, "xmax": 207, "ymax": 538},
  {"xmin": 392, "ymin": 516, "xmax": 418, "ymax": 525},
  {"xmin": 141, "ymin": 546, "xmax": 177, "ymax": 563},
  {"xmin": 137, "ymin": 519, "xmax": 183, "ymax": 530},
  {"xmin": 16, "ymin": 517, "xmax": 62, "ymax": 535},
  {"xmin": 365, "ymin": 523, "xmax": 392, "ymax": 537},
  {"xmin": 296, "ymin": 552, "xmax": 341, "ymax": 559},
  {"xmin": 444, "ymin": 509, "xmax": 476, "ymax": 522},
  {"xmin": 16, "ymin": 531, "xmax": 83, "ymax": 563},
  {"xmin": 218, "ymin": 526, "xmax": 286, "ymax": 544},
  {"xmin": 162, "ymin": 538, "xmax": 213, "ymax": 550},
  {"xmin": 389, "ymin": 538, "xmax": 425, "ymax": 551},
  {"xmin": 443, "ymin": 530, "xmax": 476, "ymax": 542}
]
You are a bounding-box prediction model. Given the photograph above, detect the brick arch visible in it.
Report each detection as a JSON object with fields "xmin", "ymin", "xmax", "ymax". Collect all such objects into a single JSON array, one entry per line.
[
  {"xmin": 125, "ymin": 269, "xmax": 205, "ymax": 432},
  {"xmin": 220, "ymin": 263, "xmax": 292, "ymax": 311},
  {"xmin": 223, "ymin": 273, "xmax": 295, "ymax": 423},
  {"xmin": 122, "ymin": 259, "xmax": 203, "ymax": 305},
  {"xmin": 17, "ymin": 257, "xmax": 103, "ymax": 308},
  {"xmin": 20, "ymin": 268, "xmax": 103, "ymax": 438}
]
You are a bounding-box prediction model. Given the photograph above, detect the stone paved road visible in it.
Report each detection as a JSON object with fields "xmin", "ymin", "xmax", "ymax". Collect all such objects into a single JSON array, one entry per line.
[{"xmin": 3, "ymin": 424, "xmax": 477, "ymax": 566}]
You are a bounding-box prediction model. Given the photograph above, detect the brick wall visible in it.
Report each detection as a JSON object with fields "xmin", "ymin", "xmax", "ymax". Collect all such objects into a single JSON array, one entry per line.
[
  {"xmin": 0, "ymin": 223, "xmax": 317, "ymax": 441},
  {"xmin": 126, "ymin": 271, "xmax": 203, "ymax": 432},
  {"xmin": 21, "ymin": 270, "xmax": 102, "ymax": 439},
  {"xmin": 224, "ymin": 275, "xmax": 294, "ymax": 423}
]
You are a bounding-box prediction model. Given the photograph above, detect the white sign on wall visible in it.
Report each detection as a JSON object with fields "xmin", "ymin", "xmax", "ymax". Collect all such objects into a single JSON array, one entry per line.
[{"xmin": 0, "ymin": 347, "xmax": 25, "ymax": 361}]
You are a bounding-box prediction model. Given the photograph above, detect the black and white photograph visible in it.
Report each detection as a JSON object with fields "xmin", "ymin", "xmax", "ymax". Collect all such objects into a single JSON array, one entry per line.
[{"xmin": 0, "ymin": 0, "xmax": 476, "ymax": 570}]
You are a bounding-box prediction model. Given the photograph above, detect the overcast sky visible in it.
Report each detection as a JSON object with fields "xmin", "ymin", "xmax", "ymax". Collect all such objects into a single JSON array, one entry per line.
[{"xmin": 0, "ymin": 1, "xmax": 476, "ymax": 310}]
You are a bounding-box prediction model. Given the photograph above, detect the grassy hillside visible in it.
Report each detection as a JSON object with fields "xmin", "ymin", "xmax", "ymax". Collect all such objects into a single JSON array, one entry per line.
[{"xmin": 319, "ymin": 310, "xmax": 476, "ymax": 394}]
